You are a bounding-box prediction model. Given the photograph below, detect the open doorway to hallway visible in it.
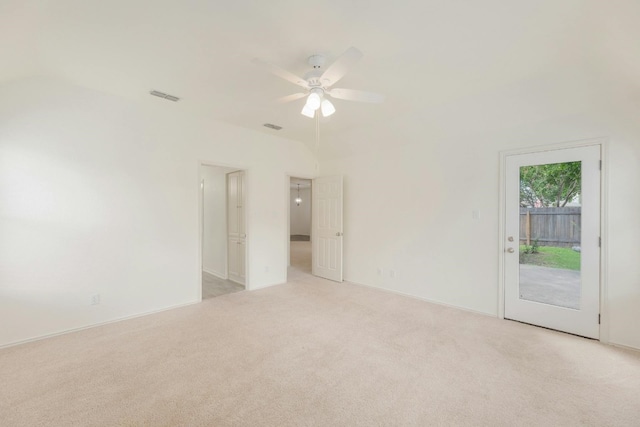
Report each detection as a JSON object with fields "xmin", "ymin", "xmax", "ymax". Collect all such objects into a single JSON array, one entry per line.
[
  {"xmin": 289, "ymin": 177, "xmax": 312, "ymax": 274},
  {"xmin": 201, "ymin": 164, "xmax": 246, "ymax": 300}
]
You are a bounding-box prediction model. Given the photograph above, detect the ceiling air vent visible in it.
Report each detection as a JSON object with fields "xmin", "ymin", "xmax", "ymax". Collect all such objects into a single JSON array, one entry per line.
[
  {"xmin": 150, "ymin": 90, "xmax": 180, "ymax": 102},
  {"xmin": 263, "ymin": 123, "xmax": 283, "ymax": 130}
]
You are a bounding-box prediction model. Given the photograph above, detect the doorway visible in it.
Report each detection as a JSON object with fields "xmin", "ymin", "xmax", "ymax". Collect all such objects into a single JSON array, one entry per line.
[
  {"xmin": 200, "ymin": 164, "xmax": 247, "ymax": 300},
  {"xmin": 502, "ymin": 144, "xmax": 602, "ymax": 338},
  {"xmin": 289, "ymin": 177, "xmax": 312, "ymax": 274},
  {"xmin": 286, "ymin": 174, "xmax": 344, "ymax": 283}
]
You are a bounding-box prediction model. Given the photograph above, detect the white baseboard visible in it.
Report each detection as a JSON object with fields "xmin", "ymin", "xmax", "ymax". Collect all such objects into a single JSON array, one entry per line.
[
  {"xmin": 228, "ymin": 278, "xmax": 245, "ymax": 286},
  {"xmin": 249, "ymin": 280, "xmax": 285, "ymax": 291},
  {"xmin": 608, "ymin": 341, "xmax": 640, "ymax": 353},
  {"xmin": 0, "ymin": 300, "xmax": 199, "ymax": 350},
  {"xmin": 344, "ymin": 279, "xmax": 639, "ymax": 352},
  {"xmin": 203, "ymin": 268, "xmax": 227, "ymax": 280},
  {"xmin": 344, "ymin": 278, "xmax": 496, "ymax": 318}
]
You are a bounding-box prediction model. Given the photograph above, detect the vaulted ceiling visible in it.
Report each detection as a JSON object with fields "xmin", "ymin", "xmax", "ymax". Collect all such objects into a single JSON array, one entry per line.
[{"xmin": 2, "ymin": 0, "xmax": 639, "ymax": 158}]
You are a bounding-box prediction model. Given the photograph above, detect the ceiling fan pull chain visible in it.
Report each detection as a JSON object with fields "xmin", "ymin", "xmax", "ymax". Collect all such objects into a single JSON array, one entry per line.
[{"xmin": 315, "ymin": 111, "xmax": 320, "ymax": 154}]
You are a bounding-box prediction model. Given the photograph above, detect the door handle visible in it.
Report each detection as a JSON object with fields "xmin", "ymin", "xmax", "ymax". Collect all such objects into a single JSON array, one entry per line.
[
  {"xmin": 506, "ymin": 247, "xmax": 515, "ymax": 253},
  {"xmin": 336, "ymin": 232, "xmax": 343, "ymax": 237}
]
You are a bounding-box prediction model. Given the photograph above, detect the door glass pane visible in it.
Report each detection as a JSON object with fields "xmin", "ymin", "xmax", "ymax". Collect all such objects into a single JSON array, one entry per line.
[{"xmin": 518, "ymin": 161, "xmax": 582, "ymax": 309}]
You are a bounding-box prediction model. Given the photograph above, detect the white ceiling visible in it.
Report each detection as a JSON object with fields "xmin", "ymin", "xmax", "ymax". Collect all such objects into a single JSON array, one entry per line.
[{"xmin": 2, "ymin": 0, "xmax": 639, "ymax": 158}]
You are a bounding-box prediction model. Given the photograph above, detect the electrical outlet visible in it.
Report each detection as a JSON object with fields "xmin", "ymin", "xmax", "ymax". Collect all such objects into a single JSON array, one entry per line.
[
  {"xmin": 91, "ymin": 294, "xmax": 101, "ymax": 305},
  {"xmin": 389, "ymin": 270, "xmax": 396, "ymax": 279}
]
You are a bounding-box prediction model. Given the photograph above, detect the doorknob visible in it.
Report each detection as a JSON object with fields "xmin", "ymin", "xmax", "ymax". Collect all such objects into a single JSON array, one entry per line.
[
  {"xmin": 507, "ymin": 236, "xmax": 514, "ymax": 242},
  {"xmin": 506, "ymin": 247, "xmax": 515, "ymax": 253},
  {"xmin": 336, "ymin": 232, "xmax": 343, "ymax": 237}
]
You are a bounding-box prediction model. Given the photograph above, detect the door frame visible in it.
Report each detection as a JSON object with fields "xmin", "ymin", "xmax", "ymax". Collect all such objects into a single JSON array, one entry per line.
[
  {"xmin": 498, "ymin": 137, "xmax": 609, "ymax": 343},
  {"xmin": 285, "ymin": 173, "xmax": 315, "ymax": 280},
  {"xmin": 198, "ymin": 161, "xmax": 250, "ymax": 301}
]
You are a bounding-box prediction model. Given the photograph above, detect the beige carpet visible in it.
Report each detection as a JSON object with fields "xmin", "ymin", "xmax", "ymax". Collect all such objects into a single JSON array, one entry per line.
[
  {"xmin": 290, "ymin": 240, "xmax": 311, "ymax": 274},
  {"xmin": 1, "ymin": 253, "xmax": 639, "ymax": 425}
]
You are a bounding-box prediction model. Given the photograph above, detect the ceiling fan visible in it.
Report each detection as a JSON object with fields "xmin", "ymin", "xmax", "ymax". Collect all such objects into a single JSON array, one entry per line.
[{"xmin": 252, "ymin": 47, "xmax": 384, "ymax": 119}]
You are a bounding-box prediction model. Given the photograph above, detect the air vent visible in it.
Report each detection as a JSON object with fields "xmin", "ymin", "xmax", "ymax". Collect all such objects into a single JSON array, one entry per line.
[
  {"xmin": 263, "ymin": 123, "xmax": 283, "ymax": 130},
  {"xmin": 150, "ymin": 90, "xmax": 180, "ymax": 102}
]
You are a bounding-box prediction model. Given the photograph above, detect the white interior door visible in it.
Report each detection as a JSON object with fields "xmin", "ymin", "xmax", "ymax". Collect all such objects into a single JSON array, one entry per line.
[
  {"xmin": 504, "ymin": 145, "xmax": 601, "ymax": 338},
  {"xmin": 312, "ymin": 175, "xmax": 343, "ymax": 282},
  {"xmin": 227, "ymin": 170, "xmax": 246, "ymax": 285}
]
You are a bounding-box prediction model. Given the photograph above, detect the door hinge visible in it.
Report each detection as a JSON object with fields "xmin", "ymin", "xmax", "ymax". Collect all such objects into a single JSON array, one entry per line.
[
  {"xmin": 599, "ymin": 237, "xmax": 601, "ymax": 247},
  {"xmin": 598, "ymin": 314, "xmax": 601, "ymax": 324},
  {"xmin": 599, "ymin": 160, "xmax": 602, "ymax": 170}
]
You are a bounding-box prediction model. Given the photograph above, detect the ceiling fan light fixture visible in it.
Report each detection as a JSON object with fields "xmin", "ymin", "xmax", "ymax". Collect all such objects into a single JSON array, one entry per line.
[
  {"xmin": 305, "ymin": 92, "xmax": 322, "ymax": 110},
  {"xmin": 301, "ymin": 104, "xmax": 315, "ymax": 118},
  {"xmin": 253, "ymin": 47, "xmax": 384, "ymax": 122},
  {"xmin": 321, "ymin": 99, "xmax": 336, "ymax": 117},
  {"xmin": 295, "ymin": 184, "xmax": 302, "ymax": 206}
]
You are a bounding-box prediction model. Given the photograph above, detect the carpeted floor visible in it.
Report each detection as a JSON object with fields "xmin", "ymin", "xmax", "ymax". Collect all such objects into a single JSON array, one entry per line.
[
  {"xmin": 1, "ymin": 245, "xmax": 639, "ymax": 426},
  {"xmin": 290, "ymin": 240, "xmax": 311, "ymax": 274}
]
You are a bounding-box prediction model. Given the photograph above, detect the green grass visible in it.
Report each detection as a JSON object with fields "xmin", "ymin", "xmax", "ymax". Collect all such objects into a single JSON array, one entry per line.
[{"xmin": 519, "ymin": 245, "xmax": 581, "ymax": 270}]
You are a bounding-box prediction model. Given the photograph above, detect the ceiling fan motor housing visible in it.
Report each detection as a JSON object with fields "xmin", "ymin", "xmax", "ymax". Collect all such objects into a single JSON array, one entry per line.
[
  {"xmin": 304, "ymin": 55, "xmax": 326, "ymax": 86},
  {"xmin": 308, "ymin": 54, "xmax": 326, "ymax": 69}
]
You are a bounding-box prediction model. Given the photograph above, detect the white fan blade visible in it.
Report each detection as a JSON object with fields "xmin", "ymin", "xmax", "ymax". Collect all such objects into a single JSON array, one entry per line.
[
  {"xmin": 320, "ymin": 47, "xmax": 363, "ymax": 87},
  {"xmin": 252, "ymin": 58, "xmax": 309, "ymax": 89},
  {"xmin": 328, "ymin": 88, "xmax": 385, "ymax": 103},
  {"xmin": 275, "ymin": 93, "xmax": 307, "ymax": 104}
]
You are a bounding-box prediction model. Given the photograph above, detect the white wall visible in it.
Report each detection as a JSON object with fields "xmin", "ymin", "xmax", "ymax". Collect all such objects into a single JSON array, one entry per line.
[
  {"xmin": 319, "ymin": 80, "xmax": 640, "ymax": 351},
  {"xmin": 202, "ymin": 165, "xmax": 236, "ymax": 278},
  {"xmin": 290, "ymin": 187, "xmax": 311, "ymax": 236},
  {"xmin": 2, "ymin": 74, "xmax": 638, "ymax": 352},
  {"xmin": 0, "ymin": 76, "xmax": 316, "ymax": 347}
]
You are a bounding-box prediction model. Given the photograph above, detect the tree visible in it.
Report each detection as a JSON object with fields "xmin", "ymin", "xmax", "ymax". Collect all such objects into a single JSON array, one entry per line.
[{"xmin": 520, "ymin": 162, "xmax": 581, "ymax": 207}]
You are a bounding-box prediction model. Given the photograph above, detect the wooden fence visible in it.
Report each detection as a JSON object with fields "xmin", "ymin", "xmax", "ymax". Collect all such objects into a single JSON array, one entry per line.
[{"xmin": 519, "ymin": 207, "xmax": 581, "ymax": 248}]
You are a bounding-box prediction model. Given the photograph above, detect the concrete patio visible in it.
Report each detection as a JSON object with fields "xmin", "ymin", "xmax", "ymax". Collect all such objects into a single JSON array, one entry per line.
[{"xmin": 519, "ymin": 264, "xmax": 581, "ymax": 309}]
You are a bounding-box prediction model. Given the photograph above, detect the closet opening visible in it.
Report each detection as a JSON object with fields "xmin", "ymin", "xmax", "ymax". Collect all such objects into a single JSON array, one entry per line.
[{"xmin": 200, "ymin": 164, "xmax": 247, "ymax": 300}]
